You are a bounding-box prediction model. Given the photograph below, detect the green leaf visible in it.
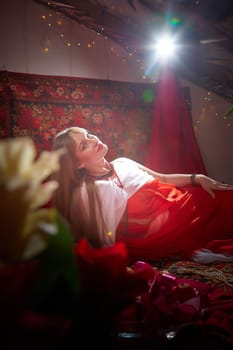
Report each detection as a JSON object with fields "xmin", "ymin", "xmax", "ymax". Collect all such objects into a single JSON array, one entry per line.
[
  {"xmin": 29, "ymin": 210, "xmax": 80, "ymax": 313},
  {"xmin": 224, "ymin": 104, "xmax": 233, "ymax": 118}
]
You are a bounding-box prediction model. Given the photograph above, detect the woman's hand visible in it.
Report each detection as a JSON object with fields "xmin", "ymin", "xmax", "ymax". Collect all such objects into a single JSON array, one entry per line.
[{"xmin": 195, "ymin": 174, "xmax": 233, "ymax": 198}]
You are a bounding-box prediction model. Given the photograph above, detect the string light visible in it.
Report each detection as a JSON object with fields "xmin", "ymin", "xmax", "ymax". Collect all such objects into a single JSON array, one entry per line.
[
  {"xmin": 39, "ymin": 10, "xmax": 154, "ymax": 82},
  {"xmin": 194, "ymin": 91, "xmax": 232, "ymax": 132},
  {"xmin": 38, "ymin": 6, "xmax": 233, "ymax": 113}
]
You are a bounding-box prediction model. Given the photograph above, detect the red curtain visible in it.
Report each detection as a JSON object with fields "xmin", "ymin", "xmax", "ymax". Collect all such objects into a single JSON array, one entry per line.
[{"xmin": 146, "ymin": 67, "xmax": 207, "ymax": 174}]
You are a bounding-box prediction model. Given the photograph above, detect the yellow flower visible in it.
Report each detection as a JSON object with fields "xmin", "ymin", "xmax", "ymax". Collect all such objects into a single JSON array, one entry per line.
[{"xmin": 0, "ymin": 137, "xmax": 62, "ymax": 262}]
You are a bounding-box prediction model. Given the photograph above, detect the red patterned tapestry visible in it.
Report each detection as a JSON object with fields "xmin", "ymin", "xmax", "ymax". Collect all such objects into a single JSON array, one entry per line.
[
  {"xmin": 0, "ymin": 70, "xmax": 192, "ymax": 165},
  {"xmin": 0, "ymin": 71, "xmax": 156, "ymax": 163}
]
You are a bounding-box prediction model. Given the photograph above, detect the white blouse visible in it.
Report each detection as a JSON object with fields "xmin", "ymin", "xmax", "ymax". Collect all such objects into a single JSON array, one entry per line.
[{"xmin": 80, "ymin": 157, "xmax": 154, "ymax": 245}]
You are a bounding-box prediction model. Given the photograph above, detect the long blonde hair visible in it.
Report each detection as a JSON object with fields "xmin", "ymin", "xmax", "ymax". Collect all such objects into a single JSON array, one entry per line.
[{"xmin": 52, "ymin": 127, "xmax": 108, "ymax": 248}]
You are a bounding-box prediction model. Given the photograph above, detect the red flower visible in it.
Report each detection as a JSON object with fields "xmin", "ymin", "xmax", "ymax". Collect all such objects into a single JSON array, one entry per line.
[
  {"xmin": 0, "ymin": 260, "xmax": 39, "ymax": 335},
  {"xmin": 74, "ymin": 239, "xmax": 154, "ymax": 310},
  {"xmin": 0, "ymin": 261, "xmax": 38, "ymax": 313}
]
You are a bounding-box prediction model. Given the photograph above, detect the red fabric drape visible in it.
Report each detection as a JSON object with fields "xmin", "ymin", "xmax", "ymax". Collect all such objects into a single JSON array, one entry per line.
[{"xmin": 145, "ymin": 67, "xmax": 207, "ymax": 174}]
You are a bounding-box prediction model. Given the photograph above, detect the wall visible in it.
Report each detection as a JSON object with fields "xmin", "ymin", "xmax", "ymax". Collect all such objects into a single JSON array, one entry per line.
[{"xmin": 0, "ymin": 0, "xmax": 232, "ymax": 183}]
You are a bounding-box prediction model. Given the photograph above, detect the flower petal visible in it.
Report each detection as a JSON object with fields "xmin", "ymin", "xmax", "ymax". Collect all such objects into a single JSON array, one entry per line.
[
  {"xmin": 30, "ymin": 149, "xmax": 64, "ymax": 183},
  {"xmin": 22, "ymin": 233, "xmax": 48, "ymax": 260},
  {"xmin": 0, "ymin": 137, "xmax": 36, "ymax": 180},
  {"xmin": 26, "ymin": 181, "xmax": 59, "ymax": 210}
]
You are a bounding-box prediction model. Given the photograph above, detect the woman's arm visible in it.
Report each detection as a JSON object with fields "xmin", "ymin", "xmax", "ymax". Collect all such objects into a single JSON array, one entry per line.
[
  {"xmin": 119, "ymin": 157, "xmax": 233, "ymax": 198},
  {"xmin": 118, "ymin": 157, "xmax": 195, "ymax": 185}
]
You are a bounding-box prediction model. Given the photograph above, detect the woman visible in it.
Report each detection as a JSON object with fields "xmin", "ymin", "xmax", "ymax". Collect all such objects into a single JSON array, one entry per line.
[{"xmin": 52, "ymin": 126, "xmax": 233, "ymax": 263}]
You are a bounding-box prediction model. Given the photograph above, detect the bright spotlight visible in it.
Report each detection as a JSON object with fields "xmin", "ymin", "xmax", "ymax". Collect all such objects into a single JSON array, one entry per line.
[{"xmin": 154, "ymin": 35, "xmax": 177, "ymax": 61}]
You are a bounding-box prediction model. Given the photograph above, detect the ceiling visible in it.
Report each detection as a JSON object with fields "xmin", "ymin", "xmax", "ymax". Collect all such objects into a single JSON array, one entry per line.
[{"xmin": 35, "ymin": 0, "xmax": 233, "ymax": 103}]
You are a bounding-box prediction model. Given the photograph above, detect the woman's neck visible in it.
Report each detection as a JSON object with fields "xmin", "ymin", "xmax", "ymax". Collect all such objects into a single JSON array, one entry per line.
[{"xmin": 87, "ymin": 159, "xmax": 112, "ymax": 177}]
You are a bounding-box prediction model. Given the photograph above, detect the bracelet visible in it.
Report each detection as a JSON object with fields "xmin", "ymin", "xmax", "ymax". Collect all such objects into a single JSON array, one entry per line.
[{"xmin": 191, "ymin": 173, "xmax": 197, "ymax": 187}]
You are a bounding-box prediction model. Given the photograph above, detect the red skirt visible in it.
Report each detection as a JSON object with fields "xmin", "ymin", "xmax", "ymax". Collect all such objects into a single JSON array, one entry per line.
[{"xmin": 116, "ymin": 179, "xmax": 233, "ymax": 261}]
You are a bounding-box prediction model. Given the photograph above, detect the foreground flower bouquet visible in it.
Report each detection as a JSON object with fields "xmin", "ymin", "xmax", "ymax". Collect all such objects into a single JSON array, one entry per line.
[{"xmin": 0, "ymin": 137, "xmax": 79, "ymax": 346}]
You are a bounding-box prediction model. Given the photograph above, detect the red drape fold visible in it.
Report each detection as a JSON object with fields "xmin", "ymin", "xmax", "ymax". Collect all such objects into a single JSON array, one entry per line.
[{"xmin": 145, "ymin": 67, "xmax": 207, "ymax": 174}]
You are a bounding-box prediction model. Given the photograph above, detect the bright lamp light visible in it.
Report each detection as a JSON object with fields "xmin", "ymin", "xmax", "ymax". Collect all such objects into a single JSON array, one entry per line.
[{"xmin": 154, "ymin": 35, "xmax": 177, "ymax": 61}]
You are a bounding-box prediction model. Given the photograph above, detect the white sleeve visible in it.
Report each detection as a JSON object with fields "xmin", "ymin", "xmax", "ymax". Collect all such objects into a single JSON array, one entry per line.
[{"xmin": 80, "ymin": 180, "xmax": 128, "ymax": 245}]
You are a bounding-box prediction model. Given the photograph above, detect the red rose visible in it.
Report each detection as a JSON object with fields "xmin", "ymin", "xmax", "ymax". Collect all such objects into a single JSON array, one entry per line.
[{"xmin": 74, "ymin": 239, "xmax": 154, "ymax": 309}]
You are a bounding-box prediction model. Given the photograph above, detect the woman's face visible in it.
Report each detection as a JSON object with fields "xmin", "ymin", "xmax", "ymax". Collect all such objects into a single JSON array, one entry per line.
[{"xmin": 71, "ymin": 129, "xmax": 108, "ymax": 169}]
